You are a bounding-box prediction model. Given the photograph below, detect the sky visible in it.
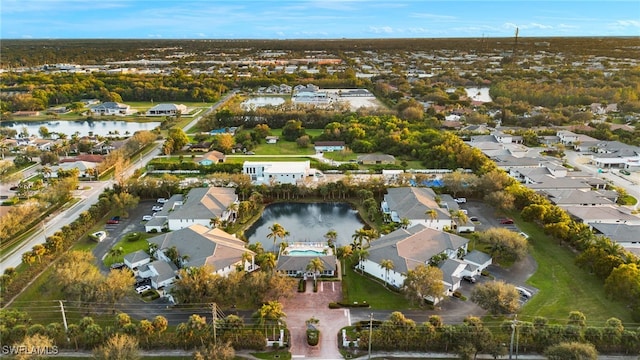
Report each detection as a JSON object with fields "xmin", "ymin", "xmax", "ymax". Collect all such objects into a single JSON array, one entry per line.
[{"xmin": 1, "ymin": 0, "xmax": 639, "ymax": 39}]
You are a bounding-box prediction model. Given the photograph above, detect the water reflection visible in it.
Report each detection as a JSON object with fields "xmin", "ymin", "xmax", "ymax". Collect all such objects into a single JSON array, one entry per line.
[
  {"xmin": 0, "ymin": 120, "xmax": 161, "ymax": 137},
  {"xmin": 245, "ymin": 202, "xmax": 364, "ymax": 251}
]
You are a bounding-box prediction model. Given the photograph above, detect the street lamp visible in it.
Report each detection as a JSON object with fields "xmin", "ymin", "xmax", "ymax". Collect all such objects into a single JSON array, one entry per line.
[
  {"xmin": 509, "ymin": 315, "xmax": 518, "ymax": 360},
  {"xmin": 368, "ymin": 313, "xmax": 373, "ymax": 359}
]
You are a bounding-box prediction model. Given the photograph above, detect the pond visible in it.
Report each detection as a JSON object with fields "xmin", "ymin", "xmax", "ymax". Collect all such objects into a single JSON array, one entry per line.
[
  {"xmin": 0, "ymin": 120, "xmax": 162, "ymax": 138},
  {"xmin": 244, "ymin": 202, "xmax": 364, "ymax": 252},
  {"xmin": 240, "ymin": 96, "xmax": 286, "ymax": 110}
]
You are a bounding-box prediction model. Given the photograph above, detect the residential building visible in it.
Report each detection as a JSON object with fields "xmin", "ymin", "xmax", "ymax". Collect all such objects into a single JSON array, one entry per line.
[
  {"xmin": 148, "ymin": 224, "xmax": 256, "ymax": 278},
  {"xmin": 166, "ymin": 187, "xmax": 238, "ymax": 231},
  {"xmin": 314, "ymin": 141, "xmax": 345, "ymax": 152},
  {"xmin": 359, "ymin": 224, "xmax": 485, "ymax": 303},
  {"xmin": 146, "ymin": 103, "xmax": 187, "ymax": 116},
  {"xmin": 357, "ymin": 154, "xmax": 396, "ymax": 165},
  {"xmin": 138, "ymin": 260, "xmax": 179, "ymax": 289},
  {"xmin": 276, "ymin": 244, "xmax": 336, "ymax": 278},
  {"xmin": 123, "ymin": 250, "xmax": 151, "ymax": 270},
  {"xmin": 89, "ymin": 102, "xmax": 131, "ymax": 115},
  {"xmin": 198, "ymin": 150, "xmax": 226, "ymax": 166},
  {"xmin": 381, "ymin": 187, "xmax": 452, "ymax": 230},
  {"xmin": 243, "ymin": 161, "xmax": 312, "ymax": 185}
]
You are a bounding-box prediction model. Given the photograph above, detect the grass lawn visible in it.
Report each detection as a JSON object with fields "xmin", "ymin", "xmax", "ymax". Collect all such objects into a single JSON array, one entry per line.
[
  {"xmin": 341, "ymin": 261, "xmax": 413, "ymax": 310},
  {"xmin": 102, "ymin": 232, "xmax": 151, "ymax": 266},
  {"xmin": 252, "ymin": 140, "xmax": 316, "ymax": 155},
  {"xmin": 268, "ymin": 128, "xmax": 324, "ymax": 139},
  {"xmin": 224, "ymin": 156, "xmax": 319, "ymax": 164},
  {"xmin": 513, "ymin": 215, "xmax": 633, "ymax": 325}
]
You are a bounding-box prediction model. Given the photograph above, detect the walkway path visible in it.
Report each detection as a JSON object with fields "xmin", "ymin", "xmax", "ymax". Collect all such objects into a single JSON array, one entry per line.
[{"xmin": 280, "ymin": 280, "xmax": 348, "ymax": 360}]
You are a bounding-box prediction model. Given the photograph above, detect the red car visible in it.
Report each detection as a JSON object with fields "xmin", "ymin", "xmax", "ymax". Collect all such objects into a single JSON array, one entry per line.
[
  {"xmin": 106, "ymin": 219, "xmax": 119, "ymax": 224},
  {"xmin": 500, "ymin": 218, "xmax": 514, "ymax": 225}
]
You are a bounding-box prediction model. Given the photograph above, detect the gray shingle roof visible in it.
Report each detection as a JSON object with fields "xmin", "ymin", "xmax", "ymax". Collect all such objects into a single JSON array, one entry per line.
[
  {"xmin": 148, "ymin": 224, "xmax": 253, "ymax": 272},
  {"xmin": 168, "ymin": 187, "xmax": 236, "ymax": 221},
  {"xmin": 384, "ymin": 187, "xmax": 449, "ymax": 220},
  {"xmin": 367, "ymin": 224, "xmax": 469, "ymax": 273}
]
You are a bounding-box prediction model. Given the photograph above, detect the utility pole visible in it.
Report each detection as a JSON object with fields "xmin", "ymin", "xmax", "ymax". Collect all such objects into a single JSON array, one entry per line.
[
  {"xmin": 58, "ymin": 300, "xmax": 69, "ymax": 342},
  {"xmin": 367, "ymin": 313, "xmax": 373, "ymax": 359},
  {"xmin": 211, "ymin": 302, "xmax": 217, "ymax": 347},
  {"xmin": 509, "ymin": 314, "xmax": 518, "ymax": 360}
]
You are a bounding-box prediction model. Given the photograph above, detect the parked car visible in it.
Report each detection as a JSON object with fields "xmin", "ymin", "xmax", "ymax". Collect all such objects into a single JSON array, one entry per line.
[
  {"xmin": 620, "ymin": 169, "xmax": 631, "ymax": 175},
  {"xmin": 106, "ymin": 218, "xmax": 120, "ymax": 224},
  {"xmin": 90, "ymin": 231, "xmax": 107, "ymax": 242},
  {"xmin": 462, "ymin": 275, "xmax": 476, "ymax": 283},
  {"xmin": 136, "ymin": 285, "xmax": 151, "ymax": 294},
  {"xmin": 469, "ymin": 216, "xmax": 479, "ymax": 222},
  {"xmin": 152, "ymin": 205, "xmax": 163, "ymax": 212},
  {"xmin": 245, "ymin": 151, "xmax": 255, "ymax": 155},
  {"xmin": 454, "ymin": 198, "xmax": 467, "ymax": 203},
  {"xmin": 142, "ymin": 215, "xmax": 153, "ymax": 221},
  {"xmin": 500, "ymin": 218, "xmax": 514, "ymax": 225},
  {"xmin": 157, "ymin": 198, "xmax": 168, "ymax": 204},
  {"xmin": 110, "ymin": 262, "xmax": 125, "ymax": 270},
  {"xmin": 515, "ymin": 286, "xmax": 532, "ymax": 298},
  {"xmin": 518, "ymin": 232, "xmax": 530, "ymax": 239}
]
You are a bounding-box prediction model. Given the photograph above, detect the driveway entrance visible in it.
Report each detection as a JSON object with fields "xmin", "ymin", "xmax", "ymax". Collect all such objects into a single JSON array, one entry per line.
[{"xmin": 281, "ymin": 280, "xmax": 348, "ymax": 360}]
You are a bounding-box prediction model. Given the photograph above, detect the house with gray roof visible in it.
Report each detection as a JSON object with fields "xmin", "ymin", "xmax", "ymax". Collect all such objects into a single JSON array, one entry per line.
[
  {"xmin": 146, "ymin": 103, "xmax": 187, "ymax": 116},
  {"xmin": 563, "ymin": 205, "xmax": 640, "ymax": 226},
  {"xmin": 123, "ymin": 249, "xmax": 151, "ymax": 269},
  {"xmin": 138, "ymin": 260, "xmax": 178, "ymax": 289},
  {"xmin": 89, "ymin": 102, "xmax": 131, "ymax": 115},
  {"xmin": 359, "ymin": 224, "xmax": 484, "ymax": 303},
  {"xmin": 542, "ymin": 189, "xmax": 616, "ymax": 207},
  {"xmin": 590, "ymin": 223, "xmax": 640, "ymax": 248},
  {"xmin": 148, "ymin": 224, "xmax": 256, "ymax": 277},
  {"xmin": 381, "ymin": 187, "xmax": 452, "ymax": 231},
  {"xmin": 166, "ymin": 187, "xmax": 238, "ymax": 231}
]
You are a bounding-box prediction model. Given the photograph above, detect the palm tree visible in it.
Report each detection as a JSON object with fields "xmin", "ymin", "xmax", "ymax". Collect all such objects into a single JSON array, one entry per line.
[
  {"xmin": 261, "ymin": 252, "xmax": 277, "ymax": 273},
  {"xmin": 40, "ymin": 166, "xmax": 52, "ymax": 181},
  {"xmin": 351, "ymin": 228, "xmax": 368, "ymax": 249},
  {"xmin": 336, "ymin": 245, "xmax": 352, "ymax": 278},
  {"xmin": 352, "ymin": 248, "xmax": 369, "ymax": 274},
  {"xmin": 425, "ymin": 209, "xmax": 438, "ymax": 226},
  {"xmin": 109, "ymin": 246, "xmax": 124, "ymax": 259},
  {"xmin": 380, "ymin": 259, "xmax": 394, "ymax": 287},
  {"xmin": 227, "ymin": 202, "xmax": 239, "ymax": 222},
  {"xmin": 400, "ymin": 217, "xmax": 411, "ymax": 229},
  {"xmin": 324, "ymin": 230, "xmax": 338, "ymax": 248},
  {"xmin": 209, "ymin": 216, "xmax": 221, "ymax": 228},
  {"xmin": 255, "ymin": 301, "xmax": 286, "ymax": 340},
  {"xmin": 267, "ymin": 223, "xmax": 288, "ymax": 253},
  {"xmin": 306, "ymin": 257, "xmax": 325, "ymax": 280}
]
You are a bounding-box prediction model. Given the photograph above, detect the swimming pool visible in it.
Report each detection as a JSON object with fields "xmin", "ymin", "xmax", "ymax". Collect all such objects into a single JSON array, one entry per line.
[{"xmin": 288, "ymin": 249, "xmax": 325, "ymax": 256}]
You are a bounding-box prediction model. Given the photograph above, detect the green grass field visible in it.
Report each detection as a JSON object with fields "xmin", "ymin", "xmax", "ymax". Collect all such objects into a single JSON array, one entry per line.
[
  {"xmin": 102, "ymin": 232, "xmax": 151, "ymax": 266},
  {"xmin": 341, "ymin": 261, "xmax": 413, "ymax": 310},
  {"xmin": 514, "ymin": 215, "xmax": 633, "ymax": 325},
  {"xmin": 252, "ymin": 140, "xmax": 316, "ymax": 155}
]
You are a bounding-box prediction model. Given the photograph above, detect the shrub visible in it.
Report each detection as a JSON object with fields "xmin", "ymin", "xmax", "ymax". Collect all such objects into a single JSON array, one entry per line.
[
  {"xmin": 306, "ymin": 329, "xmax": 319, "ymax": 346},
  {"xmin": 337, "ymin": 301, "xmax": 370, "ymax": 308},
  {"xmin": 453, "ymin": 291, "xmax": 462, "ymax": 298},
  {"xmin": 328, "ymin": 302, "xmax": 341, "ymax": 309},
  {"xmin": 298, "ymin": 278, "xmax": 306, "ymax": 292}
]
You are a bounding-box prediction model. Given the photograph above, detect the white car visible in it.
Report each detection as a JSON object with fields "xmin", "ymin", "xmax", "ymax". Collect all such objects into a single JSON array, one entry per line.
[
  {"xmin": 152, "ymin": 205, "xmax": 163, "ymax": 212},
  {"xmin": 142, "ymin": 215, "xmax": 153, "ymax": 221},
  {"xmin": 157, "ymin": 198, "xmax": 168, "ymax": 204},
  {"xmin": 454, "ymin": 197, "xmax": 467, "ymax": 204},
  {"xmin": 91, "ymin": 231, "xmax": 107, "ymax": 242},
  {"xmin": 136, "ymin": 285, "xmax": 151, "ymax": 294},
  {"xmin": 518, "ymin": 232, "xmax": 530, "ymax": 239},
  {"xmin": 515, "ymin": 286, "xmax": 532, "ymax": 298}
]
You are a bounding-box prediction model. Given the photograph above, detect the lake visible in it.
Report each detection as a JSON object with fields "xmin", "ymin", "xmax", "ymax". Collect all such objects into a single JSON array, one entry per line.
[
  {"xmin": 244, "ymin": 202, "xmax": 364, "ymax": 252},
  {"xmin": 0, "ymin": 120, "xmax": 162, "ymax": 137}
]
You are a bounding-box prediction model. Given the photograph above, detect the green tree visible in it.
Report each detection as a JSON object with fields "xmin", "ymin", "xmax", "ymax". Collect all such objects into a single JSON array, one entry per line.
[
  {"xmin": 267, "ymin": 223, "xmax": 288, "ymax": 252},
  {"xmin": 477, "ymin": 227, "xmax": 528, "ymax": 262},
  {"xmin": 306, "ymin": 257, "xmax": 325, "ymax": 280},
  {"xmin": 403, "ymin": 264, "xmax": 445, "ymax": 306},
  {"xmin": 92, "ymin": 334, "xmax": 140, "ymax": 360},
  {"xmin": 470, "ymin": 280, "xmax": 521, "ymax": 315},
  {"xmin": 12, "ymin": 333, "xmax": 54, "ymax": 360},
  {"xmin": 255, "ymin": 300, "xmax": 286, "ymax": 340},
  {"xmin": 380, "ymin": 259, "xmax": 394, "ymax": 288},
  {"xmin": 167, "ymin": 127, "xmax": 190, "ymax": 150},
  {"xmin": 544, "ymin": 341, "xmax": 597, "ymax": 360},
  {"xmin": 324, "ymin": 230, "xmax": 338, "ymax": 248}
]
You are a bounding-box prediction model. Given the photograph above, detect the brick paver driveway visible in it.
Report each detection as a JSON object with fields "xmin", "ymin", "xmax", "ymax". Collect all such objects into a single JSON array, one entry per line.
[{"xmin": 281, "ymin": 280, "xmax": 349, "ymax": 360}]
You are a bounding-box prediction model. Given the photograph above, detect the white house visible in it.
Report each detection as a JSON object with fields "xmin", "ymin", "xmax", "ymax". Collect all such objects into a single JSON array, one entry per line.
[
  {"xmin": 359, "ymin": 225, "xmax": 470, "ymax": 288},
  {"xmin": 243, "ymin": 161, "xmax": 312, "ymax": 185},
  {"xmin": 138, "ymin": 260, "xmax": 178, "ymax": 289},
  {"xmin": 148, "ymin": 224, "xmax": 256, "ymax": 277},
  {"xmin": 146, "ymin": 103, "xmax": 187, "ymax": 116},
  {"xmin": 381, "ymin": 187, "xmax": 452, "ymax": 231},
  {"xmin": 89, "ymin": 102, "xmax": 131, "ymax": 116},
  {"xmin": 51, "ymin": 161, "xmax": 97, "ymax": 178},
  {"xmin": 166, "ymin": 187, "xmax": 238, "ymax": 231},
  {"xmin": 123, "ymin": 249, "xmax": 151, "ymax": 269}
]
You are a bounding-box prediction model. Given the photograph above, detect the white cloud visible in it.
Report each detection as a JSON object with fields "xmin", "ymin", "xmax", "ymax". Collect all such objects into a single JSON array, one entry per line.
[
  {"xmin": 369, "ymin": 26, "xmax": 394, "ymax": 34},
  {"xmin": 613, "ymin": 20, "xmax": 640, "ymax": 28}
]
